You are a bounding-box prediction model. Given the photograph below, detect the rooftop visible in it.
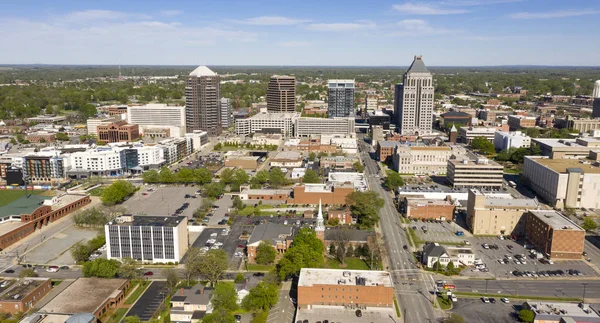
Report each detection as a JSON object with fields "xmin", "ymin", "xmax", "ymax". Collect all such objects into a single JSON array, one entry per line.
[
  {"xmin": 531, "ymin": 157, "xmax": 600, "ymax": 174},
  {"xmin": 529, "ymin": 210, "xmax": 584, "ymax": 231},
  {"xmin": 243, "ymin": 189, "xmax": 290, "ymax": 196},
  {"xmin": 0, "ymin": 278, "xmax": 48, "ymax": 302},
  {"xmin": 441, "ymin": 111, "xmax": 472, "ymax": 118},
  {"xmin": 0, "ymin": 220, "xmax": 28, "ymax": 236},
  {"xmin": 525, "ymin": 301, "xmax": 600, "ymax": 322},
  {"xmin": 248, "ymin": 222, "xmax": 294, "ymax": 245},
  {"xmin": 406, "ymin": 55, "xmax": 430, "ymax": 74},
  {"xmin": 42, "ymin": 278, "xmax": 128, "ymax": 315},
  {"xmin": 189, "ymin": 66, "xmax": 216, "ymax": 77},
  {"xmin": 483, "ymin": 197, "xmax": 538, "ymax": 208},
  {"xmin": 271, "ymin": 151, "xmax": 302, "ymax": 161},
  {"xmin": 111, "ymin": 215, "xmax": 186, "ymax": 227},
  {"xmin": 532, "ymin": 138, "xmax": 600, "ymax": 149},
  {"xmin": 405, "ymin": 198, "xmax": 454, "ymax": 207},
  {"xmin": 171, "ymin": 284, "xmax": 213, "ymax": 306},
  {"xmin": 298, "ymin": 268, "xmax": 393, "ymax": 288},
  {"xmin": 459, "ymin": 126, "xmax": 497, "ymax": 133},
  {"xmin": 247, "ymin": 111, "xmax": 300, "ymax": 120},
  {"xmin": 378, "ymin": 141, "xmax": 403, "ymax": 148}
]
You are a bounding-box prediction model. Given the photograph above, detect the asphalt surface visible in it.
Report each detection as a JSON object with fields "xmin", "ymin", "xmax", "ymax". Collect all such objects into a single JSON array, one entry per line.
[
  {"xmin": 359, "ymin": 136, "xmax": 438, "ymax": 323},
  {"xmin": 127, "ymin": 281, "xmax": 169, "ymax": 321},
  {"xmin": 452, "ymin": 279, "xmax": 600, "ymax": 300},
  {"xmin": 452, "ymin": 298, "xmax": 518, "ymax": 323}
]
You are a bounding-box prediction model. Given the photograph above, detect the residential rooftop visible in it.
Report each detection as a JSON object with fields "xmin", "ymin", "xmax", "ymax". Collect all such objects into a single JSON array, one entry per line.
[
  {"xmin": 531, "ymin": 157, "xmax": 600, "ymax": 174},
  {"xmin": 529, "ymin": 210, "xmax": 584, "ymax": 231},
  {"xmin": 298, "ymin": 268, "xmax": 393, "ymax": 288},
  {"xmin": 41, "ymin": 278, "xmax": 128, "ymax": 315}
]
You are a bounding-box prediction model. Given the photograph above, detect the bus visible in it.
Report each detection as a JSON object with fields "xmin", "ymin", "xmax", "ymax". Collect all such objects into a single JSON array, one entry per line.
[{"xmin": 508, "ymin": 181, "xmax": 517, "ymax": 188}]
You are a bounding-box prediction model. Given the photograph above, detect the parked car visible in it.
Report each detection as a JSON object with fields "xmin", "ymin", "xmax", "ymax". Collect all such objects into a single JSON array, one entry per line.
[
  {"xmin": 501, "ymin": 298, "xmax": 510, "ymax": 303},
  {"xmin": 482, "ymin": 297, "xmax": 490, "ymax": 303},
  {"xmin": 4, "ymin": 270, "xmax": 14, "ymax": 274},
  {"xmin": 144, "ymin": 271, "xmax": 153, "ymax": 276}
]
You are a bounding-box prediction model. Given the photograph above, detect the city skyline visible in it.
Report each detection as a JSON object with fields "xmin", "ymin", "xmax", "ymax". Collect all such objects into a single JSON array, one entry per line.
[{"xmin": 1, "ymin": 0, "xmax": 599, "ymax": 66}]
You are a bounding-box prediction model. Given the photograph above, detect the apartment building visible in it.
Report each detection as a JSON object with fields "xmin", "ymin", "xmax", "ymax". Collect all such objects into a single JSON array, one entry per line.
[
  {"xmin": 327, "ymin": 80, "xmax": 355, "ymax": 118},
  {"xmin": 220, "ymin": 98, "xmax": 233, "ymax": 129},
  {"xmin": 507, "ymin": 115, "xmax": 536, "ymax": 130},
  {"xmin": 234, "ymin": 110, "xmax": 298, "ymax": 137},
  {"xmin": 21, "ymin": 151, "xmax": 67, "ymax": 182},
  {"xmin": 494, "ymin": 131, "xmax": 531, "ymax": 151},
  {"xmin": 392, "ymin": 145, "xmax": 457, "ymax": 175},
  {"xmin": 68, "ymin": 146, "xmax": 164, "ymax": 178},
  {"xmin": 526, "ymin": 210, "xmax": 585, "ymax": 259},
  {"xmin": 267, "ymin": 75, "xmax": 296, "ymax": 113},
  {"xmin": 297, "ymin": 268, "xmax": 394, "ymax": 309},
  {"xmin": 157, "ymin": 137, "xmax": 193, "ymax": 164},
  {"xmin": 127, "ymin": 104, "xmax": 186, "ymax": 137},
  {"xmin": 105, "ymin": 215, "xmax": 188, "ymax": 263},
  {"xmin": 97, "ymin": 121, "xmax": 140, "ymax": 143},
  {"xmin": 522, "ymin": 155, "xmax": 600, "ymax": 209},
  {"xmin": 458, "ymin": 126, "xmax": 497, "ymax": 144},
  {"xmin": 447, "ymin": 156, "xmax": 504, "ymax": 189},
  {"xmin": 295, "ymin": 117, "xmax": 355, "ymax": 137},
  {"xmin": 466, "ymin": 189, "xmax": 538, "ymax": 236},
  {"xmin": 185, "ymin": 66, "xmax": 221, "ymax": 135}
]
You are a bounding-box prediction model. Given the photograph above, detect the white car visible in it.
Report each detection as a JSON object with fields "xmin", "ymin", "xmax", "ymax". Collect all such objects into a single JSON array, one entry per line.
[
  {"xmin": 207, "ymin": 239, "xmax": 216, "ymax": 244},
  {"xmin": 482, "ymin": 244, "xmax": 490, "ymax": 249},
  {"xmin": 504, "ymin": 255, "xmax": 512, "ymax": 260},
  {"xmin": 499, "ymin": 235, "xmax": 504, "ymax": 240},
  {"xmin": 214, "ymin": 242, "xmax": 223, "ymax": 246},
  {"xmin": 463, "ymin": 240, "xmax": 471, "ymax": 245},
  {"xmin": 501, "ymin": 298, "xmax": 510, "ymax": 303},
  {"xmin": 210, "ymin": 245, "xmax": 220, "ymax": 249},
  {"xmin": 210, "ymin": 233, "xmax": 218, "ymax": 237},
  {"xmin": 451, "ymin": 295, "xmax": 458, "ymax": 302},
  {"xmin": 482, "ymin": 297, "xmax": 490, "ymax": 303}
]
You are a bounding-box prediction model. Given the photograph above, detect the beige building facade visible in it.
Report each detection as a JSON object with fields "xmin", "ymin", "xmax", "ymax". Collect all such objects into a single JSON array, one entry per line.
[{"xmin": 447, "ymin": 157, "xmax": 504, "ymax": 188}]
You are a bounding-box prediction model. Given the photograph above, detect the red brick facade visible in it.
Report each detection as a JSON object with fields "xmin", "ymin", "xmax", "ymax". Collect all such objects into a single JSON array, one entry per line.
[
  {"xmin": 291, "ymin": 186, "xmax": 354, "ymax": 205},
  {"xmin": 0, "ymin": 279, "xmax": 52, "ymax": 314},
  {"xmin": 298, "ymin": 284, "xmax": 393, "ymax": 309}
]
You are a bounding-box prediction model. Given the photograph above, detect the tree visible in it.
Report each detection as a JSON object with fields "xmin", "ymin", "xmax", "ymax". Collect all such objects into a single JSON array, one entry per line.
[
  {"xmin": 308, "ymin": 152, "xmax": 316, "ymax": 161},
  {"xmin": 277, "ymin": 228, "xmax": 324, "ymax": 279},
  {"xmin": 518, "ymin": 309, "xmax": 535, "ymax": 323},
  {"xmin": 159, "ymin": 167, "xmax": 176, "ymax": 183},
  {"xmin": 352, "ymin": 161, "xmax": 365, "ymax": 173},
  {"xmin": 366, "ymin": 233, "xmax": 386, "ymax": 270},
  {"xmin": 433, "ymin": 261, "xmax": 442, "ymax": 271},
  {"xmin": 142, "ymin": 170, "xmax": 160, "ymax": 183},
  {"xmin": 82, "ymin": 259, "xmax": 121, "ymax": 278},
  {"xmin": 163, "ymin": 268, "xmax": 180, "ymax": 291},
  {"xmin": 254, "ymin": 170, "xmax": 269, "ymax": 184},
  {"xmin": 101, "ymin": 180, "xmax": 135, "ymax": 205},
  {"xmin": 232, "ymin": 196, "xmax": 244, "ymax": 210},
  {"xmin": 220, "ymin": 168, "xmax": 235, "ymax": 184},
  {"xmin": 346, "ymin": 191, "xmax": 384, "ymax": 228},
  {"xmin": 55, "ymin": 132, "xmax": 69, "ymax": 141},
  {"xmin": 582, "ymin": 217, "xmax": 598, "ymax": 232},
  {"xmin": 118, "ymin": 258, "xmax": 140, "ymax": 279},
  {"xmin": 71, "ymin": 242, "xmax": 91, "ymax": 263},
  {"xmin": 329, "ymin": 243, "xmax": 336, "ymax": 255},
  {"xmin": 198, "ymin": 249, "xmax": 229, "ymax": 287},
  {"xmin": 471, "ymin": 136, "xmax": 495, "ymax": 155},
  {"xmin": 214, "ymin": 142, "xmax": 223, "ymax": 150},
  {"xmin": 203, "ymin": 182, "xmax": 225, "ymax": 199},
  {"xmin": 256, "ymin": 241, "xmax": 277, "ymax": 265},
  {"xmin": 242, "ymin": 282, "xmax": 279, "ymax": 312},
  {"xmin": 510, "ymin": 147, "xmax": 529, "ymax": 164},
  {"xmin": 212, "ymin": 283, "xmax": 239, "ymax": 312},
  {"xmin": 234, "ymin": 273, "xmax": 245, "ymax": 284},
  {"xmin": 183, "ymin": 247, "xmax": 203, "ymax": 283},
  {"xmin": 443, "ymin": 313, "xmax": 466, "ymax": 323},
  {"xmin": 447, "ymin": 261, "xmax": 455, "ymax": 272},
  {"xmin": 327, "ymin": 217, "xmax": 340, "ymax": 226},
  {"xmin": 193, "ymin": 168, "xmax": 212, "ymax": 184},
  {"xmin": 19, "ymin": 269, "xmax": 38, "ymax": 278},
  {"xmin": 202, "ymin": 308, "xmax": 236, "ymax": 323},
  {"xmin": 177, "ymin": 168, "xmax": 195, "ymax": 183},
  {"xmin": 302, "ymin": 169, "xmax": 320, "ymax": 184},
  {"xmin": 231, "ymin": 169, "xmax": 250, "ymax": 192},
  {"xmin": 331, "ymin": 228, "xmax": 351, "ymax": 265},
  {"xmin": 384, "ymin": 170, "xmax": 404, "ymax": 191},
  {"xmin": 269, "ymin": 168, "xmax": 287, "ymax": 188}
]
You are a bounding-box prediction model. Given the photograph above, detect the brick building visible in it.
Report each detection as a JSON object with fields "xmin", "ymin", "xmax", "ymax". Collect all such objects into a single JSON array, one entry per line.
[
  {"xmin": 26, "ymin": 132, "xmax": 56, "ymax": 143},
  {"xmin": 0, "ymin": 278, "xmax": 52, "ymax": 314},
  {"xmin": 327, "ymin": 209, "xmax": 354, "ymax": 225},
  {"xmin": 297, "ymin": 268, "xmax": 394, "ymax": 309},
  {"xmin": 291, "ymin": 184, "xmax": 354, "ymax": 205},
  {"xmin": 401, "ymin": 197, "xmax": 455, "ymax": 221},
  {"xmin": 97, "ymin": 121, "xmax": 140, "ymax": 143},
  {"xmin": 526, "ymin": 210, "xmax": 585, "ymax": 259},
  {"xmin": 246, "ymin": 223, "xmax": 294, "ymax": 263},
  {"xmin": 223, "ymin": 156, "xmax": 260, "ymax": 170},
  {"xmin": 507, "ymin": 115, "xmax": 536, "ymax": 131},
  {"xmin": 238, "ymin": 188, "xmax": 289, "ymax": 201},
  {"xmin": 376, "ymin": 141, "xmax": 402, "ymax": 163}
]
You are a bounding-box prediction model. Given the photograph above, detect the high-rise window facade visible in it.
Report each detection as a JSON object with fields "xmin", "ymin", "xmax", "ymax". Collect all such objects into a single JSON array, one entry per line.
[{"xmin": 394, "ymin": 56, "xmax": 435, "ymax": 135}]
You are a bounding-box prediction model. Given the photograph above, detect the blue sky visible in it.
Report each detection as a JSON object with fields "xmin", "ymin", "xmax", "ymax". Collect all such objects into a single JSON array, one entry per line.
[{"xmin": 1, "ymin": 0, "xmax": 599, "ymax": 66}]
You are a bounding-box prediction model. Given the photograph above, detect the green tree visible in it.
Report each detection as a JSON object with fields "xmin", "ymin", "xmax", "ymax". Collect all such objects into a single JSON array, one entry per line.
[
  {"xmin": 384, "ymin": 170, "xmax": 404, "ymax": 191},
  {"xmin": 352, "ymin": 161, "xmax": 365, "ymax": 173},
  {"xmin": 256, "ymin": 241, "xmax": 277, "ymax": 265},
  {"xmin": 433, "ymin": 261, "xmax": 442, "ymax": 271},
  {"xmin": 308, "ymin": 152, "xmax": 316, "ymax": 161},
  {"xmin": 177, "ymin": 168, "xmax": 195, "ymax": 183},
  {"xmin": 211, "ymin": 283, "xmax": 239, "ymax": 312},
  {"xmin": 234, "ymin": 273, "xmax": 245, "ymax": 284},
  {"xmin": 254, "ymin": 170, "xmax": 269, "ymax": 184},
  {"xmin": 447, "ymin": 261, "xmax": 455, "ymax": 272},
  {"xmin": 201, "ymin": 308, "xmax": 236, "ymax": 323},
  {"xmin": 183, "ymin": 247, "xmax": 203, "ymax": 283},
  {"xmin": 302, "ymin": 169, "xmax": 320, "ymax": 183},
  {"xmin": 510, "ymin": 147, "xmax": 529, "ymax": 164},
  {"xmin": 582, "ymin": 217, "xmax": 598, "ymax": 232},
  {"xmin": 163, "ymin": 268, "xmax": 180, "ymax": 291},
  {"xmin": 55, "ymin": 132, "xmax": 70, "ymax": 141},
  {"xmin": 193, "ymin": 168, "xmax": 212, "ymax": 184},
  {"xmin": 443, "ymin": 313, "xmax": 466, "ymax": 323},
  {"xmin": 159, "ymin": 167, "xmax": 176, "ymax": 183},
  {"xmin": 518, "ymin": 309, "xmax": 535, "ymax": 323},
  {"xmin": 82, "ymin": 259, "xmax": 121, "ymax": 278},
  {"xmin": 142, "ymin": 170, "xmax": 160, "ymax": 183},
  {"xmin": 277, "ymin": 228, "xmax": 324, "ymax": 279},
  {"xmin": 19, "ymin": 269, "xmax": 38, "ymax": 278},
  {"xmin": 231, "ymin": 169, "xmax": 250, "ymax": 192},
  {"xmin": 220, "ymin": 168, "xmax": 235, "ymax": 184},
  {"xmin": 214, "ymin": 142, "xmax": 223, "ymax": 150},
  {"xmin": 118, "ymin": 258, "xmax": 140, "ymax": 279},
  {"xmin": 198, "ymin": 249, "xmax": 229, "ymax": 287},
  {"xmin": 71, "ymin": 242, "xmax": 91, "ymax": 263},
  {"xmin": 345, "ymin": 191, "xmax": 384, "ymax": 228},
  {"xmin": 471, "ymin": 136, "xmax": 495, "ymax": 155},
  {"xmin": 101, "ymin": 180, "xmax": 135, "ymax": 205},
  {"xmin": 495, "ymin": 149, "xmax": 512, "ymax": 162},
  {"xmin": 203, "ymin": 182, "xmax": 225, "ymax": 199},
  {"xmin": 242, "ymin": 282, "xmax": 279, "ymax": 312},
  {"xmin": 232, "ymin": 196, "xmax": 244, "ymax": 210},
  {"xmin": 269, "ymin": 168, "xmax": 287, "ymax": 188}
]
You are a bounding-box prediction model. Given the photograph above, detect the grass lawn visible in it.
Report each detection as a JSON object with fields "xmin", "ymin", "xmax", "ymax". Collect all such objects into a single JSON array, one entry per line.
[
  {"xmin": 51, "ymin": 279, "xmax": 64, "ymax": 287},
  {"xmin": 437, "ymin": 295, "xmax": 453, "ymax": 310},
  {"xmin": 503, "ymin": 168, "xmax": 522, "ymax": 174},
  {"xmin": 88, "ymin": 187, "xmax": 105, "ymax": 196},
  {"xmin": 237, "ymin": 205, "xmax": 277, "ymax": 216},
  {"xmin": 407, "ymin": 227, "xmax": 423, "ymax": 245},
  {"xmin": 326, "ymin": 257, "xmax": 370, "ymax": 270},
  {"xmin": 246, "ymin": 264, "xmax": 275, "ymax": 272},
  {"xmin": 108, "ymin": 308, "xmax": 128, "ymax": 323},
  {"xmin": 0, "ymin": 190, "xmax": 45, "ymax": 207},
  {"xmin": 124, "ymin": 281, "xmax": 150, "ymax": 305}
]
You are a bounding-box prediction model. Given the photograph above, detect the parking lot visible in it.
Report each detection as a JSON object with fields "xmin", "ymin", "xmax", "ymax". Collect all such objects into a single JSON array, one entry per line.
[
  {"xmin": 126, "ymin": 281, "xmax": 169, "ymax": 321},
  {"xmin": 465, "ymin": 236, "xmax": 599, "ymax": 279},
  {"xmin": 23, "ymin": 225, "xmax": 100, "ymax": 266},
  {"xmin": 188, "ymin": 226, "xmax": 246, "ymax": 270},
  {"xmin": 204, "ymin": 195, "xmax": 234, "ymax": 226},
  {"xmin": 452, "ymin": 298, "xmax": 518, "ymax": 323},
  {"xmin": 122, "ymin": 186, "xmax": 203, "ymax": 219},
  {"xmin": 410, "ymin": 219, "xmax": 469, "ymax": 245}
]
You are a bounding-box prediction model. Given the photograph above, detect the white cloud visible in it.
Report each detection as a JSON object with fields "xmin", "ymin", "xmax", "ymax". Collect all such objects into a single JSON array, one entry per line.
[
  {"xmin": 306, "ymin": 21, "xmax": 375, "ymax": 32},
  {"xmin": 393, "ymin": 19, "xmax": 453, "ymax": 35},
  {"xmin": 392, "ymin": 3, "xmax": 468, "ymax": 15},
  {"xmin": 509, "ymin": 9, "xmax": 600, "ymax": 19},
  {"xmin": 160, "ymin": 10, "xmax": 183, "ymax": 17},
  {"xmin": 278, "ymin": 41, "xmax": 312, "ymax": 47},
  {"xmin": 439, "ymin": 0, "xmax": 523, "ymax": 5},
  {"xmin": 61, "ymin": 10, "xmax": 150, "ymax": 23},
  {"xmin": 237, "ymin": 16, "xmax": 308, "ymax": 26}
]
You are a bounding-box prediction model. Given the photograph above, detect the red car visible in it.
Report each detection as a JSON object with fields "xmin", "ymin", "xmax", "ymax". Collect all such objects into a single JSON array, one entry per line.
[
  {"xmin": 142, "ymin": 192, "xmax": 148, "ymax": 196},
  {"xmin": 143, "ymin": 271, "xmax": 153, "ymax": 276}
]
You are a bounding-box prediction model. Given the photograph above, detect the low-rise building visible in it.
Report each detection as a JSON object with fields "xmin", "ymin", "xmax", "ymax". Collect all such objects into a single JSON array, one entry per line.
[
  {"xmin": 238, "ymin": 188, "xmax": 289, "ymax": 201},
  {"xmin": 440, "ymin": 111, "xmax": 472, "ymax": 128},
  {"xmin": 494, "ymin": 131, "xmax": 531, "ymax": 151},
  {"xmin": 0, "ymin": 278, "xmax": 52, "ymax": 314},
  {"xmin": 327, "ymin": 209, "xmax": 354, "ymax": 225},
  {"xmin": 327, "ymin": 172, "xmax": 368, "ymax": 192},
  {"xmin": 105, "ymin": 215, "xmax": 188, "ymax": 263},
  {"xmin": 555, "ymin": 116, "xmax": 600, "ymax": 133},
  {"xmin": 320, "ymin": 156, "xmax": 359, "ymax": 170},
  {"xmin": 295, "ymin": 117, "xmax": 355, "ymax": 137},
  {"xmin": 41, "ymin": 278, "xmax": 129, "ymax": 319},
  {"xmin": 97, "ymin": 121, "xmax": 140, "ymax": 143},
  {"xmin": 297, "ymin": 268, "xmax": 394, "ymax": 309},
  {"xmin": 376, "ymin": 141, "xmax": 402, "ymax": 162},
  {"xmin": 466, "ymin": 189, "xmax": 539, "ymax": 236},
  {"xmin": 270, "ymin": 151, "xmax": 303, "ymax": 168},
  {"xmin": 26, "ymin": 115, "xmax": 66, "ymax": 123},
  {"xmin": 402, "ymin": 197, "xmax": 455, "ymax": 221},
  {"xmin": 224, "ymin": 155, "xmax": 260, "ymax": 170},
  {"xmin": 421, "ymin": 243, "xmax": 475, "ymax": 268},
  {"xmin": 526, "ymin": 210, "xmax": 585, "ymax": 259},
  {"xmin": 291, "ymin": 183, "xmax": 354, "ymax": 205},
  {"xmin": 246, "ymin": 223, "xmax": 294, "ymax": 263},
  {"xmin": 458, "ymin": 126, "xmax": 497, "ymax": 144},
  {"xmin": 533, "ymin": 138, "xmax": 600, "ymax": 159},
  {"xmin": 447, "ymin": 156, "xmax": 504, "ymax": 189},
  {"xmin": 523, "ymin": 155, "xmax": 600, "ymax": 209},
  {"xmin": 170, "ymin": 284, "xmax": 213, "ymax": 323},
  {"xmin": 250, "ymin": 133, "xmax": 283, "ymax": 146},
  {"xmin": 26, "ymin": 131, "xmax": 56, "ymax": 143},
  {"xmin": 87, "ymin": 117, "xmax": 117, "ymax": 136},
  {"xmin": 392, "ymin": 145, "xmax": 459, "ymax": 175},
  {"xmin": 522, "ymin": 301, "xmax": 600, "ymax": 323},
  {"xmin": 508, "ymin": 115, "xmax": 536, "ymax": 130}
]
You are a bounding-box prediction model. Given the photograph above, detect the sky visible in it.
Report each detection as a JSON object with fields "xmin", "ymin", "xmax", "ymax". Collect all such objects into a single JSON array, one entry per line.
[{"xmin": 0, "ymin": 0, "xmax": 599, "ymax": 66}]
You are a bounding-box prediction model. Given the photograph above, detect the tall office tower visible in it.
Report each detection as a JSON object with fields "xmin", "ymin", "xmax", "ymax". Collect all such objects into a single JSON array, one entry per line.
[
  {"xmin": 267, "ymin": 75, "xmax": 296, "ymax": 113},
  {"xmin": 185, "ymin": 66, "xmax": 221, "ymax": 136},
  {"xmin": 220, "ymin": 98, "xmax": 233, "ymax": 129},
  {"xmin": 393, "ymin": 56, "xmax": 435, "ymax": 135},
  {"xmin": 593, "ymin": 80, "xmax": 600, "ymax": 98},
  {"xmin": 327, "ymin": 79, "xmax": 355, "ymax": 118}
]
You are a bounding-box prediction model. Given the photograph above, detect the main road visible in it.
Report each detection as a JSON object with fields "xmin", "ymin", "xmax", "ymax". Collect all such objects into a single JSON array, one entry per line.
[
  {"xmin": 452, "ymin": 279, "xmax": 600, "ymax": 301},
  {"xmin": 358, "ymin": 136, "xmax": 438, "ymax": 322}
]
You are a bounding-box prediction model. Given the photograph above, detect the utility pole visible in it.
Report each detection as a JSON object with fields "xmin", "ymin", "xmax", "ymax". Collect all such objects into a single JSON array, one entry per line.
[
  {"xmin": 485, "ymin": 279, "xmax": 489, "ymax": 295},
  {"xmin": 403, "ymin": 308, "xmax": 407, "ymax": 323},
  {"xmin": 583, "ymin": 283, "xmax": 588, "ymax": 303}
]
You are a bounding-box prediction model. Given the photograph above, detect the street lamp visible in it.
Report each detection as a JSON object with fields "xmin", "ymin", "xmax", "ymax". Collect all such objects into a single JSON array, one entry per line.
[{"xmin": 583, "ymin": 283, "xmax": 588, "ymax": 304}]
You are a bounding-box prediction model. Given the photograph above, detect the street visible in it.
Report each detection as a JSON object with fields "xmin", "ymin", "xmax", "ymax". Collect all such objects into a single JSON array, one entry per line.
[
  {"xmin": 452, "ymin": 279, "xmax": 600, "ymax": 301},
  {"xmin": 358, "ymin": 136, "xmax": 438, "ymax": 322}
]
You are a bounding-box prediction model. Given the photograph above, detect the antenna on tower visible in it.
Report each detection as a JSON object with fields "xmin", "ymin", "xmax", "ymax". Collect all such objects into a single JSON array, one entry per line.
[{"xmin": 119, "ymin": 65, "xmax": 122, "ymax": 77}]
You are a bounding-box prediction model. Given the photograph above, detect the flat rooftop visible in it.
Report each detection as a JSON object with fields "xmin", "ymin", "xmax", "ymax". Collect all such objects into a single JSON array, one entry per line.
[
  {"xmin": 295, "ymin": 307, "xmax": 396, "ymax": 323},
  {"xmin": 526, "ymin": 301, "xmax": 600, "ymax": 322},
  {"xmin": 271, "ymin": 151, "xmax": 302, "ymax": 161},
  {"xmin": 529, "ymin": 210, "xmax": 584, "ymax": 231},
  {"xmin": 0, "ymin": 192, "xmax": 53, "ymax": 217},
  {"xmin": 483, "ymin": 197, "xmax": 538, "ymax": 208},
  {"xmin": 298, "ymin": 268, "xmax": 393, "ymax": 288},
  {"xmin": 0, "ymin": 220, "xmax": 28, "ymax": 236},
  {"xmin": 243, "ymin": 189, "xmax": 290, "ymax": 195},
  {"xmin": 42, "ymin": 278, "xmax": 127, "ymax": 314},
  {"xmin": 532, "ymin": 157, "xmax": 600, "ymax": 174},
  {"xmin": 0, "ymin": 278, "xmax": 48, "ymax": 301},
  {"xmin": 405, "ymin": 198, "xmax": 454, "ymax": 206},
  {"xmin": 113, "ymin": 215, "xmax": 186, "ymax": 227}
]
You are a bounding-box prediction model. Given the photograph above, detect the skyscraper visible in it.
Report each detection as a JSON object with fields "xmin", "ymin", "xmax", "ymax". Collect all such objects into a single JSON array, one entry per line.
[
  {"xmin": 327, "ymin": 79, "xmax": 355, "ymax": 118},
  {"xmin": 267, "ymin": 75, "xmax": 296, "ymax": 113},
  {"xmin": 220, "ymin": 98, "xmax": 233, "ymax": 130},
  {"xmin": 393, "ymin": 56, "xmax": 435, "ymax": 135},
  {"xmin": 185, "ymin": 66, "xmax": 221, "ymax": 136},
  {"xmin": 593, "ymin": 80, "xmax": 600, "ymax": 98},
  {"xmin": 593, "ymin": 80, "xmax": 600, "ymax": 118}
]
